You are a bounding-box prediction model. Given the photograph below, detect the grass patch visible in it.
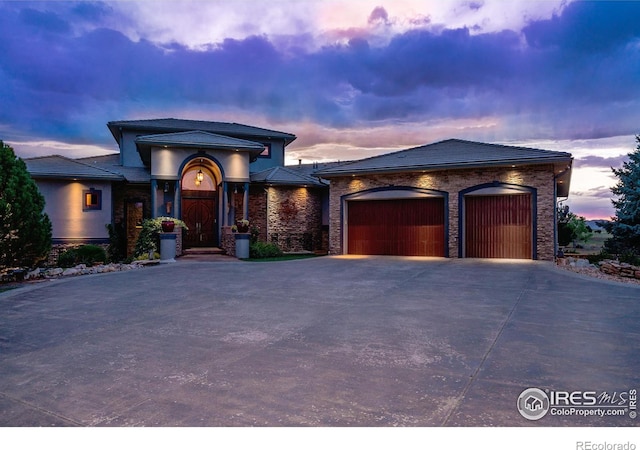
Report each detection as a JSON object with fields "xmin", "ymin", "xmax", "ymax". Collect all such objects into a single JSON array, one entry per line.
[
  {"xmin": 562, "ymin": 232, "xmax": 612, "ymax": 256},
  {"xmin": 242, "ymin": 253, "xmax": 321, "ymax": 262}
]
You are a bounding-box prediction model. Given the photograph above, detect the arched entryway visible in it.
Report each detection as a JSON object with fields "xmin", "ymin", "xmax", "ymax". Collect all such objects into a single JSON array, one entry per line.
[{"xmin": 181, "ymin": 159, "xmax": 220, "ymax": 248}]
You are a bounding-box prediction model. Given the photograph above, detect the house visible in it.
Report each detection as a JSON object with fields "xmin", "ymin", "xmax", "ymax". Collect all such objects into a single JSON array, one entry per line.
[
  {"xmin": 25, "ymin": 119, "xmax": 572, "ymax": 261},
  {"xmin": 26, "ymin": 118, "xmax": 328, "ymax": 258},
  {"xmin": 314, "ymin": 139, "xmax": 572, "ymax": 260}
]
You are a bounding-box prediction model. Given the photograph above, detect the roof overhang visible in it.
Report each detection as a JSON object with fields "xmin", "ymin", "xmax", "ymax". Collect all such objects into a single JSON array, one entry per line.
[
  {"xmin": 316, "ymin": 157, "xmax": 574, "ymax": 178},
  {"xmin": 135, "ymin": 131, "xmax": 266, "ymax": 166},
  {"xmin": 108, "ymin": 119, "xmax": 297, "ymax": 146},
  {"xmin": 554, "ymin": 160, "xmax": 573, "ymax": 198}
]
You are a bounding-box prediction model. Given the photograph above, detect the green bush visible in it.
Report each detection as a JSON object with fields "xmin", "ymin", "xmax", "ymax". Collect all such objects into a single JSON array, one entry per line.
[
  {"xmin": 57, "ymin": 250, "xmax": 78, "ymax": 268},
  {"xmin": 58, "ymin": 245, "xmax": 107, "ymax": 267},
  {"xmin": 586, "ymin": 250, "xmax": 612, "ymax": 265},
  {"xmin": 133, "ymin": 217, "xmax": 187, "ymax": 258},
  {"xmin": 106, "ymin": 222, "xmax": 126, "ymax": 262},
  {"xmin": 249, "ymin": 241, "xmax": 283, "ymax": 259}
]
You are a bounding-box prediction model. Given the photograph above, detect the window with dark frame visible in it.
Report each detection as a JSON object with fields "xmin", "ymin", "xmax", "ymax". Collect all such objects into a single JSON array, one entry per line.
[
  {"xmin": 83, "ymin": 189, "xmax": 102, "ymax": 211},
  {"xmin": 259, "ymin": 144, "xmax": 271, "ymax": 158}
]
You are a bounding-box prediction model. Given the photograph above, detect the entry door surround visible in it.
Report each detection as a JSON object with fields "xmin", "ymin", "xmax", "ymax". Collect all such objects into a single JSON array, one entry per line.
[{"xmin": 182, "ymin": 190, "xmax": 217, "ymax": 247}]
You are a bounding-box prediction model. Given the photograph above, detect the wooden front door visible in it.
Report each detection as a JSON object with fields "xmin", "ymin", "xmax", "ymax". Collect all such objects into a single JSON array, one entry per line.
[{"xmin": 182, "ymin": 190, "xmax": 217, "ymax": 247}]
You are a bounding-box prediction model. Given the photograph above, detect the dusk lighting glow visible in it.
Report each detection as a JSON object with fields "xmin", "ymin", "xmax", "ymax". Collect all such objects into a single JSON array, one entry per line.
[{"xmin": 2, "ymin": 0, "xmax": 640, "ymax": 219}]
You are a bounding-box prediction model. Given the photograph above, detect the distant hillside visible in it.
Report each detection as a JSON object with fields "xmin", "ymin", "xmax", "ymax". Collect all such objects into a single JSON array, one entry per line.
[{"xmin": 586, "ymin": 220, "xmax": 610, "ymax": 231}]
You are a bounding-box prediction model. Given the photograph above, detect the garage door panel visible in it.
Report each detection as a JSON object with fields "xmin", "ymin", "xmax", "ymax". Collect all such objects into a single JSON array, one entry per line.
[
  {"xmin": 465, "ymin": 194, "xmax": 532, "ymax": 259},
  {"xmin": 347, "ymin": 198, "xmax": 445, "ymax": 256}
]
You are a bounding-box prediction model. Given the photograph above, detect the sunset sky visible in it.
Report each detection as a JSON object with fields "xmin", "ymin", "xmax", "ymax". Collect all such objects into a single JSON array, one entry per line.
[{"xmin": 2, "ymin": 0, "xmax": 639, "ymax": 219}]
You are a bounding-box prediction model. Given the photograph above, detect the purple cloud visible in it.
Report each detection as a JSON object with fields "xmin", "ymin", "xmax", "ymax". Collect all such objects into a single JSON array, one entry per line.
[
  {"xmin": 573, "ymin": 155, "xmax": 629, "ymax": 170},
  {"xmin": 0, "ymin": 1, "xmax": 639, "ymax": 148}
]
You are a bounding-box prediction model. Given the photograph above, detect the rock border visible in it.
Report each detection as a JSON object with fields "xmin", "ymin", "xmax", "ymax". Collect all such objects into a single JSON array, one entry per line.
[{"xmin": 1, "ymin": 260, "xmax": 161, "ymax": 283}]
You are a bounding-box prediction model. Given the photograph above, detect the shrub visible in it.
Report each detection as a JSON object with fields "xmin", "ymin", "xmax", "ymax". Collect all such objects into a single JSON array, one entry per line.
[
  {"xmin": 133, "ymin": 217, "xmax": 187, "ymax": 258},
  {"xmin": 106, "ymin": 222, "xmax": 126, "ymax": 262},
  {"xmin": 58, "ymin": 245, "xmax": 107, "ymax": 267},
  {"xmin": 57, "ymin": 250, "xmax": 78, "ymax": 268},
  {"xmin": 0, "ymin": 141, "xmax": 52, "ymax": 269},
  {"xmin": 586, "ymin": 250, "xmax": 612, "ymax": 265},
  {"xmin": 249, "ymin": 241, "xmax": 283, "ymax": 259}
]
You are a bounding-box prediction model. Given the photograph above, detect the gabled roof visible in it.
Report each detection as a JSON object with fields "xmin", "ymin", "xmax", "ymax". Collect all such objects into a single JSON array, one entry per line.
[
  {"xmin": 108, "ymin": 118, "xmax": 296, "ymax": 145},
  {"xmin": 24, "ymin": 155, "xmax": 124, "ymax": 181},
  {"xmin": 250, "ymin": 166, "xmax": 326, "ymax": 187},
  {"xmin": 135, "ymin": 131, "xmax": 266, "ymax": 151},
  {"xmin": 314, "ymin": 139, "xmax": 573, "ymax": 177},
  {"xmin": 75, "ymin": 154, "xmax": 151, "ymax": 183}
]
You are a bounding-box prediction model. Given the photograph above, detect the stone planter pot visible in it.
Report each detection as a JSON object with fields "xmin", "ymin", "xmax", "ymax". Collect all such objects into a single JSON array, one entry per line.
[
  {"xmin": 161, "ymin": 220, "xmax": 175, "ymax": 232},
  {"xmin": 160, "ymin": 233, "xmax": 177, "ymax": 262},
  {"xmin": 235, "ymin": 233, "xmax": 250, "ymax": 259}
]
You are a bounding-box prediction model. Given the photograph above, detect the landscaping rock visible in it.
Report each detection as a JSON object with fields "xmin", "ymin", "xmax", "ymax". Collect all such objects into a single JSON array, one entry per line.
[
  {"xmin": 597, "ymin": 259, "xmax": 640, "ymax": 280},
  {"xmin": 25, "ymin": 268, "xmax": 42, "ymax": 280},
  {"xmin": 46, "ymin": 268, "xmax": 64, "ymax": 277}
]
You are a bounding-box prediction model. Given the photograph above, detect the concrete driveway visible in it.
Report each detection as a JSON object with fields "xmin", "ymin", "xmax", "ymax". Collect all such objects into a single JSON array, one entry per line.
[{"xmin": 0, "ymin": 256, "xmax": 638, "ymax": 426}]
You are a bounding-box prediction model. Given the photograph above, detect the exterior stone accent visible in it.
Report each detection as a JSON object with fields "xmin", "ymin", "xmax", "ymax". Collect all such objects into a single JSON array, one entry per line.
[
  {"xmin": 327, "ymin": 164, "xmax": 557, "ymax": 260},
  {"xmin": 220, "ymin": 226, "xmax": 235, "ymax": 257},
  {"xmin": 248, "ymin": 187, "xmax": 268, "ymax": 243},
  {"xmin": 112, "ymin": 183, "xmax": 152, "ymax": 257},
  {"xmin": 599, "ymin": 260, "xmax": 640, "ymax": 279},
  {"xmin": 46, "ymin": 243, "xmax": 109, "ymax": 267},
  {"xmin": 248, "ymin": 185, "xmax": 327, "ymax": 253},
  {"xmin": 266, "ymin": 186, "xmax": 324, "ymax": 252}
]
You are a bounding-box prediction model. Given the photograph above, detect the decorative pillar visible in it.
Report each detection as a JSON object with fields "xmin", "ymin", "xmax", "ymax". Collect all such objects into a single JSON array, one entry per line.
[
  {"xmin": 174, "ymin": 179, "xmax": 181, "ymax": 219},
  {"xmin": 222, "ymin": 181, "xmax": 228, "ymax": 226},
  {"xmin": 151, "ymin": 179, "xmax": 158, "ymax": 218},
  {"xmin": 243, "ymin": 182, "xmax": 249, "ymax": 220}
]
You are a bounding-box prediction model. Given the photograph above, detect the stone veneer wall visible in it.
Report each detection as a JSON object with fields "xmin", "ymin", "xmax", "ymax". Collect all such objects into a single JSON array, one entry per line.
[
  {"xmin": 112, "ymin": 183, "xmax": 152, "ymax": 256},
  {"xmin": 265, "ymin": 186, "xmax": 325, "ymax": 252},
  {"xmin": 248, "ymin": 187, "xmax": 268, "ymax": 242},
  {"xmin": 327, "ymin": 164, "xmax": 557, "ymax": 260},
  {"xmin": 220, "ymin": 226, "xmax": 235, "ymax": 256}
]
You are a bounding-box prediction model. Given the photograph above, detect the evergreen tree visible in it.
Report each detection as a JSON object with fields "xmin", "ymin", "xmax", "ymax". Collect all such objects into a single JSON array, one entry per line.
[
  {"xmin": 0, "ymin": 141, "xmax": 52, "ymax": 268},
  {"xmin": 604, "ymin": 135, "xmax": 640, "ymax": 258}
]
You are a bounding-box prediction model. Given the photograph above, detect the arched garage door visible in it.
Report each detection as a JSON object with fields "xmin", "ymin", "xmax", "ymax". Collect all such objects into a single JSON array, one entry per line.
[
  {"xmin": 464, "ymin": 193, "xmax": 532, "ymax": 259},
  {"xmin": 347, "ymin": 198, "xmax": 446, "ymax": 256}
]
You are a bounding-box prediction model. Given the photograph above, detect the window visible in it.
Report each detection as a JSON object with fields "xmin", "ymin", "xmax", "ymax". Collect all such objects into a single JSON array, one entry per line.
[
  {"xmin": 259, "ymin": 144, "xmax": 271, "ymax": 158},
  {"xmin": 83, "ymin": 189, "xmax": 102, "ymax": 211}
]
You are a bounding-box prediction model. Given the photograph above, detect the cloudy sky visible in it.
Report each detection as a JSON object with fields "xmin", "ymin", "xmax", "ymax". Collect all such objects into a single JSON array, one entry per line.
[{"xmin": 1, "ymin": 0, "xmax": 639, "ymax": 219}]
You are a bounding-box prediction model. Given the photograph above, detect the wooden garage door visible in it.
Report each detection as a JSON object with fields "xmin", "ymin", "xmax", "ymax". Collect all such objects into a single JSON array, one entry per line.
[
  {"xmin": 347, "ymin": 198, "xmax": 445, "ymax": 256},
  {"xmin": 464, "ymin": 194, "xmax": 532, "ymax": 259}
]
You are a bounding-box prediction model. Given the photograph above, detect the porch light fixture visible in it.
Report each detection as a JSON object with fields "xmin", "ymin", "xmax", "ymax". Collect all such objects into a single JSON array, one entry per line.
[{"xmin": 195, "ymin": 159, "xmax": 204, "ymax": 186}]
